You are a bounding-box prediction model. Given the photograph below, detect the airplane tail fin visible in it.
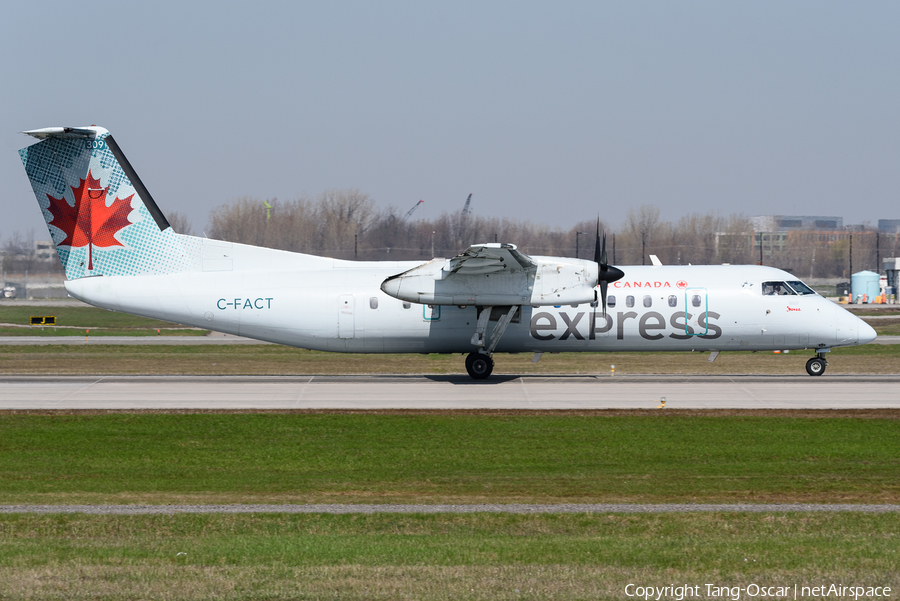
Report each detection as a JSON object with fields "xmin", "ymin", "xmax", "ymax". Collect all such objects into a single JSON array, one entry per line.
[{"xmin": 19, "ymin": 127, "xmax": 201, "ymax": 279}]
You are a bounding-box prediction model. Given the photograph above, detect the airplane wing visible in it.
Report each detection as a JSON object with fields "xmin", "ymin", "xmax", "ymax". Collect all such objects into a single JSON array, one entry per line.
[
  {"xmin": 441, "ymin": 243, "xmax": 537, "ymax": 277},
  {"xmin": 381, "ymin": 243, "xmax": 597, "ymax": 306}
]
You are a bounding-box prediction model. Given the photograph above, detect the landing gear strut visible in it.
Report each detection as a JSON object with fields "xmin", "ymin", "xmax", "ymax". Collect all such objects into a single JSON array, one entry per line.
[
  {"xmin": 464, "ymin": 305, "xmax": 519, "ymax": 380},
  {"xmin": 805, "ymin": 355, "xmax": 827, "ymax": 376},
  {"xmin": 465, "ymin": 352, "xmax": 494, "ymax": 379}
]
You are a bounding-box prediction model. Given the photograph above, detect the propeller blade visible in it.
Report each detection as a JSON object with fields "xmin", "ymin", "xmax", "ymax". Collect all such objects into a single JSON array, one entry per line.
[
  {"xmin": 591, "ymin": 219, "xmax": 624, "ymax": 316},
  {"xmin": 600, "ymin": 280, "xmax": 608, "ymax": 316}
]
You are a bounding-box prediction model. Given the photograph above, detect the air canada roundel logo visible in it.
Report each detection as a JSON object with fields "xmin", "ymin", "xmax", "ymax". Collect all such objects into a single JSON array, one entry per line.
[{"xmin": 676, "ymin": 280, "xmax": 688, "ymax": 289}]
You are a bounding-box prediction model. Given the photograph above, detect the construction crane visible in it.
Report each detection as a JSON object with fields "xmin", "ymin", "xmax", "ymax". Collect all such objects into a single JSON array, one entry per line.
[
  {"xmin": 402, "ymin": 200, "xmax": 424, "ymax": 222},
  {"xmin": 461, "ymin": 193, "xmax": 473, "ymax": 218}
]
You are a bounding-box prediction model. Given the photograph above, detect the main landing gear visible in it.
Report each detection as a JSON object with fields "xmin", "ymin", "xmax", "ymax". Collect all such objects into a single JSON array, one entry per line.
[
  {"xmin": 805, "ymin": 353, "xmax": 828, "ymax": 376},
  {"xmin": 464, "ymin": 305, "xmax": 518, "ymax": 379},
  {"xmin": 465, "ymin": 352, "xmax": 494, "ymax": 379}
]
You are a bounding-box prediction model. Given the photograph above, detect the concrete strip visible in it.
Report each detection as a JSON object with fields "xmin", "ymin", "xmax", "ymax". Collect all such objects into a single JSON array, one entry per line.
[{"xmin": 0, "ymin": 375, "xmax": 899, "ymax": 410}]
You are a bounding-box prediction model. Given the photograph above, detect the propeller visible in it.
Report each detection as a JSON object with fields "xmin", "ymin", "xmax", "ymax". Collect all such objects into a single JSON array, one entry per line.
[{"xmin": 593, "ymin": 219, "xmax": 624, "ymax": 315}]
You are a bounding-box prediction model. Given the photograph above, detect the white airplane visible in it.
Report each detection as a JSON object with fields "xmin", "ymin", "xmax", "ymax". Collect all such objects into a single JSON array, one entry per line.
[{"xmin": 19, "ymin": 126, "xmax": 876, "ymax": 379}]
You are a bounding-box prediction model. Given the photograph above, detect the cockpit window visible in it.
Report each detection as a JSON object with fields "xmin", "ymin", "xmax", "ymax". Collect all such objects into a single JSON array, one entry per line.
[
  {"xmin": 762, "ymin": 281, "xmax": 795, "ymax": 296},
  {"xmin": 785, "ymin": 280, "xmax": 816, "ymax": 295}
]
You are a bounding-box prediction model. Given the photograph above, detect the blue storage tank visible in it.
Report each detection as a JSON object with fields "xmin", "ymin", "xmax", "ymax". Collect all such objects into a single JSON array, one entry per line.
[{"xmin": 851, "ymin": 270, "xmax": 880, "ymax": 302}]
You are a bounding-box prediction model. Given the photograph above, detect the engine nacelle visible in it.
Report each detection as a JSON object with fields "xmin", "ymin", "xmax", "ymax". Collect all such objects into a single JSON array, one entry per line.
[{"xmin": 381, "ymin": 256, "xmax": 598, "ymax": 306}]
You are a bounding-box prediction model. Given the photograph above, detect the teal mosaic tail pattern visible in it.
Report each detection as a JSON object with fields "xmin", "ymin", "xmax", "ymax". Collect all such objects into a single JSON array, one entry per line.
[{"xmin": 19, "ymin": 127, "xmax": 202, "ymax": 280}]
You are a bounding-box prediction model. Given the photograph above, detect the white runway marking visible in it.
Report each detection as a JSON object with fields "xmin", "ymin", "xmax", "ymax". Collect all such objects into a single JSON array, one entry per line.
[
  {"xmin": 1, "ymin": 375, "xmax": 898, "ymax": 410},
  {"xmin": 293, "ymin": 375, "xmax": 315, "ymax": 408},
  {"xmin": 51, "ymin": 376, "xmax": 107, "ymax": 406}
]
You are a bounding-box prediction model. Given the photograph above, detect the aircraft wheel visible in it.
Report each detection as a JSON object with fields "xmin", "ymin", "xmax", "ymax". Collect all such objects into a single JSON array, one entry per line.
[
  {"xmin": 805, "ymin": 357, "xmax": 826, "ymax": 376},
  {"xmin": 465, "ymin": 352, "xmax": 494, "ymax": 379}
]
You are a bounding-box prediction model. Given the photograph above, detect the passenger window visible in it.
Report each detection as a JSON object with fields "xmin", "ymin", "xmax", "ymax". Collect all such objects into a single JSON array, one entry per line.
[
  {"xmin": 692, "ymin": 294, "xmax": 702, "ymax": 308},
  {"xmin": 643, "ymin": 295, "xmax": 652, "ymax": 307},
  {"xmin": 402, "ymin": 302, "xmax": 411, "ymax": 309},
  {"xmin": 668, "ymin": 295, "xmax": 677, "ymax": 307},
  {"xmin": 369, "ymin": 297, "xmax": 379, "ymax": 309},
  {"xmin": 608, "ymin": 295, "xmax": 616, "ymax": 308},
  {"xmin": 626, "ymin": 296, "xmax": 635, "ymax": 308}
]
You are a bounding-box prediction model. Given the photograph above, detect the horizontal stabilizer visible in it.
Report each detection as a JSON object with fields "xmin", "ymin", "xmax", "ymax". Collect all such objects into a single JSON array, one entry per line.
[{"xmin": 23, "ymin": 126, "xmax": 105, "ymax": 139}]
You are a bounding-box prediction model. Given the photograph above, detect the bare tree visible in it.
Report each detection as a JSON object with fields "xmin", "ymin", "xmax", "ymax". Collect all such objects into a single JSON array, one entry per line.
[
  {"xmin": 167, "ymin": 211, "xmax": 194, "ymax": 236},
  {"xmin": 203, "ymin": 194, "xmax": 865, "ymax": 276},
  {"xmin": 622, "ymin": 205, "xmax": 661, "ymax": 265}
]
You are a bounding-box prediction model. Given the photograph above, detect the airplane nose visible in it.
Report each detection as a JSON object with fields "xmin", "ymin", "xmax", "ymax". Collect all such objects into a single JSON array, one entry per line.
[{"xmin": 858, "ymin": 318, "xmax": 877, "ymax": 345}]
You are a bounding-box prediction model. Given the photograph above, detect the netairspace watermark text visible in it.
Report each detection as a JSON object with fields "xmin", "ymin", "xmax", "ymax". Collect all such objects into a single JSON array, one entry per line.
[{"xmin": 625, "ymin": 583, "xmax": 892, "ymax": 601}]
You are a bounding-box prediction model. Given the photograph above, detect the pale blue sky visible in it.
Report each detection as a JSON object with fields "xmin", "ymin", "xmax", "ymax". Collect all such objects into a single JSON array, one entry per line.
[{"xmin": 3, "ymin": 1, "xmax": 898, "ymax": 239}]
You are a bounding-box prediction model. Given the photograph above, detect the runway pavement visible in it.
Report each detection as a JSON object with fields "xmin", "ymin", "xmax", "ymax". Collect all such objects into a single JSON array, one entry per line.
[{"xmin": 1, "ymin": 374, "xmax": 898, "ymax": 410}]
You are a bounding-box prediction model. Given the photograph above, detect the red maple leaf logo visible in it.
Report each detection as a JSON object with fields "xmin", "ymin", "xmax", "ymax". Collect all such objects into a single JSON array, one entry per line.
[
  {"xmin": 676, "ymin": 280, "xmax": 688, "ymax": 289},
  {"xmin": 45, "ymin": 170, "xmax": 133, "ymax": 270}
]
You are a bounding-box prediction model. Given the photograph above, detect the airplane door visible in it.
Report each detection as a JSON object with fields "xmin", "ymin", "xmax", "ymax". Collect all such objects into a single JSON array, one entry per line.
[
  {"xmin": 338, "ymin": 294, "xmax": 355, "ymax": 339},
  {"xmin": 423, "ymin": 304, "xmax": 441, "ymax": 321},
  {"xmin": 685, "ymin": 288, "xmax": 709, "ymax": 336}
]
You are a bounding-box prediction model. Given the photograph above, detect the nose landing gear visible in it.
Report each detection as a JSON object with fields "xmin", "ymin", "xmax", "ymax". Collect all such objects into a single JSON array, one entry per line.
[{"xmin": 805, "ymin": 354, "xmax": 828, "ymax": 376}]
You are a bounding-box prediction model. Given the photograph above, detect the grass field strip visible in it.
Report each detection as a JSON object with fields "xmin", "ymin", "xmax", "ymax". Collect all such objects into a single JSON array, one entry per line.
[
  {"xmin": 1, "ymin": 411, "xmax": 897, "ymax": 598},
  {"xmin": 0, "ymin": 335, "xmax": 257, "ymax": 345},
  {"xmin": 2, "ymin": 512, "xmax": 897, "ymax": 600},
  {"xmin": 2, "ymin": 504, "xmax": 900, "ymax": 514},
  {"xmin": 2, "ymin": 413, "xmax": 897, "ymax": 503}
]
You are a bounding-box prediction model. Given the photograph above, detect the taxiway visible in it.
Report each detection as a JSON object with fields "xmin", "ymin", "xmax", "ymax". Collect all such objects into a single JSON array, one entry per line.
[{"xmin": 1, "ymin": 375, "xmax": 898, "ymax": 410}]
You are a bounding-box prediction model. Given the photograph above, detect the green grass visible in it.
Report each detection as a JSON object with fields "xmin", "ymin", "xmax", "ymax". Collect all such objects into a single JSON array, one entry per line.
[
  {"xmin": 0, "ymin": 513, "xmax": 897, "ymax": 600},
  {"xmin": 851, "ymin": 307, "xmax": 900, "ymax": 316},
  {"xmin": 868, "ymin": 319, "xmax": 900, "ymax": 335},
  {"xmin": 0, "ymin": 326, "xmax": 208, "ymax": 337},
  {"xmin": 0, "ymin": 305, "xmax": 207, "ymax": 336},
  {"xmin": 0, "ymin": 343, "xmax": 898, "ymax": 375},
  {"xmin": 1, "ymin": 414, "xmax": 898, "ymax": 504}
]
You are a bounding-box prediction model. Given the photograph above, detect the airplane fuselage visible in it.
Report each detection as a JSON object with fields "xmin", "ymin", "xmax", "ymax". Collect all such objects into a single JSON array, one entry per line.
[
  {"xmin": 63, "ymin": 238, "xmax": 872, "ymax": 355},
  {"xmin": 19, "ymin": 126, "xmax": 876, "ymax": 379}
]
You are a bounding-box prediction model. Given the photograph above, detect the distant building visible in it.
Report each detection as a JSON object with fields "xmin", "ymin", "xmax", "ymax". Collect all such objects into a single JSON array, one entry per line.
[
  {"xmin": 34, "ymin": 241, "xmax": 56, "ymax": 261},
  {"xmin": 751, "ymin": 215, "xmax": 843, "ymax": 232},
  {"xmin": 750, "ymin": 215, "xmax": 847, "ymax": 263},
  {"xmin": 879, "ymin": 219, "xmax": 900, "ymax": 234}
]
